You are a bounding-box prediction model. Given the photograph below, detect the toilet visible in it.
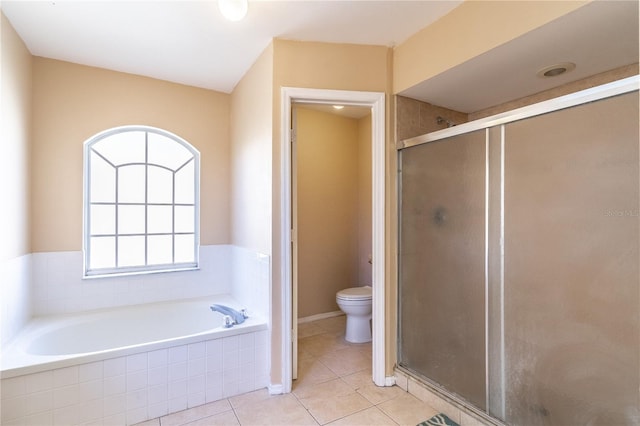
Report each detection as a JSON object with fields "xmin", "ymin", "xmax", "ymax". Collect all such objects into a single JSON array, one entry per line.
[{"xmin": 336, "ymin": 285, "xmax": 372, "ymax": 343}]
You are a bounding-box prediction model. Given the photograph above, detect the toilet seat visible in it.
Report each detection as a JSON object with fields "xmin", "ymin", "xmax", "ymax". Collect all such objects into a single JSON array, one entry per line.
[{"xmin": 336, "ymin": 286, "xmax": 372, "ymax": 301}]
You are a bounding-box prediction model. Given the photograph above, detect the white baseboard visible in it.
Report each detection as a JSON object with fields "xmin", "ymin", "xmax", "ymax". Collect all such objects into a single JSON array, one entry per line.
[
  {"xmin": 268, "ymin": 384, "xmax": 284, "ymax": 395},
  {"xmin": 298, "ymin": 310, "xmax": 344, "ymax": 324}
]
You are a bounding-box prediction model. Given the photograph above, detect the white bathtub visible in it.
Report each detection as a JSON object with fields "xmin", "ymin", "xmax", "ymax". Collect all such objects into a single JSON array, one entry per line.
[{"xmin": 0, "ymin": 295, "xmax": 270, "ymax": 425}]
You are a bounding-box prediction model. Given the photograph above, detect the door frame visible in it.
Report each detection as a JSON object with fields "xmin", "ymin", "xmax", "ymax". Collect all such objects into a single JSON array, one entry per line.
[{"xmin": 280, "ymin": 87, "xmax": 387, "ymax": 391}]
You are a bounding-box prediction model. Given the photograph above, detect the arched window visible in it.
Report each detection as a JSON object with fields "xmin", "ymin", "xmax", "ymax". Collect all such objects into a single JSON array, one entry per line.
[{"xmin": 83, "ymin": 126, "xmax": 200, "ymax": 277}]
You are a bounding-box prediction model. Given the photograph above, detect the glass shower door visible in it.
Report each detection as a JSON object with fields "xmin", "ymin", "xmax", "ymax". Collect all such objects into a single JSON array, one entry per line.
[
  {"xmin": 503, "ymin": 91, "xmax": 640, "ymax": 425},
  {"xmin": 398, "ymin": 129, "xmax": 487, "ymax": 410}
]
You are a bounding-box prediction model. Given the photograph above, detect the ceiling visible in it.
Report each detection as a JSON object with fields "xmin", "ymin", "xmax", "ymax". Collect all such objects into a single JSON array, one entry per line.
[
  {"xmin": 0, "ymin": 0, "xmax": 461, "ymax": 94},
  {"xmin": 400, "ymin": 0, "xmax": 639, "ymax": 113},
  {"xmin": 2, "ymin": 1, "xmax": 637, "ymax": 114}
]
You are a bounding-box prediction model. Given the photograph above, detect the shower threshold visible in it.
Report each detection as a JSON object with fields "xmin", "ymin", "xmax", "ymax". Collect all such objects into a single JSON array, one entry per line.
[{"xmin": 395, "ymin": 366, "xmax": 506, "ymax": 426}]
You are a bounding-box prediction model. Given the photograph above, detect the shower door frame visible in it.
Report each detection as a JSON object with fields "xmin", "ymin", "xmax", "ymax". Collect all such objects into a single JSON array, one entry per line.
[
  {"xmin": 397, "ymin": 75, "xmax": 639, "ymax": 422},
  {"xmin": 399, "ymin": 76, "xmax": 639, "ymax": 151}
]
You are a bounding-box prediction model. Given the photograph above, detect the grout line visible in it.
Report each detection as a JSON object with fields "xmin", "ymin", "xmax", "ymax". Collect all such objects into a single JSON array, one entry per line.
[
  {"xmin": 229, "ymin": 403, "xmax": 242, "ymax": 426},
  {"xmin": 290, "ymin": 388, "xmax": 321, "ymax": 425}
]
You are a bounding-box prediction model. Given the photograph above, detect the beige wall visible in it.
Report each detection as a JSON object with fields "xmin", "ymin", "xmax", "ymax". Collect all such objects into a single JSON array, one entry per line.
[
  {"xmin": 296, "ymin": 107, "xmax": 370, "ymax": 318},
  {"xmin": 31, "ymin": 58, "xmax": 231, "ymax": 252},
  {"xmin": 393, "ymin": 1, "xmax": 589, "ymax": 94},
  {"xmin": 230, "ymin": 43, "xmax": 274, "ymax": 255},
  {"xmin": 1, "ymin": 13, "xmax": 32, "ymax": 261},
  {"xmin": 270, "ymin": 39, "xmax": 393, "ymax": 383}
]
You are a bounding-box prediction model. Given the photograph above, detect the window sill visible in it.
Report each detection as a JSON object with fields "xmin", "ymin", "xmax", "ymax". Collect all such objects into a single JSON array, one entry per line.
[{"xmin": 83, "ymin": 265, "xmax": 200, "ymax": 280}]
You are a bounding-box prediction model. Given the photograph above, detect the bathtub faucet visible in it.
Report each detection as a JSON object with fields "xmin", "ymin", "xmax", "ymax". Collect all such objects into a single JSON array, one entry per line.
[{"xmin": 210, "ymin": 304, "xmax": 248, "ymax": 327}]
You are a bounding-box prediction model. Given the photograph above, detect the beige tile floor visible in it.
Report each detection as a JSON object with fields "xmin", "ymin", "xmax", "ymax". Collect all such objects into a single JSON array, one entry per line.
[{"xmin": 140, "ymin": 315, "xmax": 439, "ymax": 426}]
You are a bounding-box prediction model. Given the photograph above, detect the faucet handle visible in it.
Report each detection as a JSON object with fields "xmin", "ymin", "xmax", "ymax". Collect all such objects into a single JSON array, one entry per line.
[
  {"xmin": 240, "ymin": 309, "xmax": 249, "ymax": 319},
  {"xmin": 222, "ymin": 315, "xmax": 234, "ymax": 328}
]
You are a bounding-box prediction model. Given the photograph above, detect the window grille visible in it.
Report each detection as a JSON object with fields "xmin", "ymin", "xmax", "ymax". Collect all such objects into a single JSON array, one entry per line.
[{"xmin": 83, "ymin": 126, "xmax": 200, "ymax": 277}]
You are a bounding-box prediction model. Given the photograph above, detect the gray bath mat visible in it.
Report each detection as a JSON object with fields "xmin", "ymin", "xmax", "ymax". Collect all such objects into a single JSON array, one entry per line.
[{"xmin": 417, "ymin": 413, "xmax": 460, "ymax": 426}]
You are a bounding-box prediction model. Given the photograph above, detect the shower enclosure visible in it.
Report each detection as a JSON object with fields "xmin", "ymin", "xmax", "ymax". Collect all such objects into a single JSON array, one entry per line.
[{"xmin": 398, "ymin": 77, "xmax": 639, "ymax": 425}]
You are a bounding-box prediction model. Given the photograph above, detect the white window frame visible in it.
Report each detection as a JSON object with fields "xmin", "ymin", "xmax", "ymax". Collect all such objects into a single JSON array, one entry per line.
[{"xmin": 83, "ymin": 125, "xmax": 200, "ymax": 278}]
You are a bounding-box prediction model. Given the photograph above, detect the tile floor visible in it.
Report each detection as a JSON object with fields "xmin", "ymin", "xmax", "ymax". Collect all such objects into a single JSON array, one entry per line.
[{"xmin": 139, "ymin": 315, "xmax": 439, "ymax": 425}]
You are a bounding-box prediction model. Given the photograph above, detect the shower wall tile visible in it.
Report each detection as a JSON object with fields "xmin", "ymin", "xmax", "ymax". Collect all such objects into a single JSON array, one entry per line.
[
  {"xmin": 0, "ymin": 254, "xmax": 32, "ymax": 346},
  {"xmin": 396, "ymin": 96, "xmax": 469, "ymax": 142}
]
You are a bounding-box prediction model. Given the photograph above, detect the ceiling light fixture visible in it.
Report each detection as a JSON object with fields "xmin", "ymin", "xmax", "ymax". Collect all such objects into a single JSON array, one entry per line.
[
  {"xmin": 537, "ymin": 62, "xmax": 576, "ymax": 78},
  {"xmin": 333, "ymin": 105, "xmax": 344, "ymax": 110},
  {"xmin": 218, "ymin": 0, "xmax": 248, "ymax": 22}
]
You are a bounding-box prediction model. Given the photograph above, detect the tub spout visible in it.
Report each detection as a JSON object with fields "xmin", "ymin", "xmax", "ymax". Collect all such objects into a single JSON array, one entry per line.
[{"xmin": 210, "ymin": 304, "xmax": 248, "ymax": 325}]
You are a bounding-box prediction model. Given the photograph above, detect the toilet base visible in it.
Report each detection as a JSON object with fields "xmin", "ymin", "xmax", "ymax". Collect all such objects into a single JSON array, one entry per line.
[{"xmin": 345, "ymin": 315, "xmax": 372, "ymax": 343}]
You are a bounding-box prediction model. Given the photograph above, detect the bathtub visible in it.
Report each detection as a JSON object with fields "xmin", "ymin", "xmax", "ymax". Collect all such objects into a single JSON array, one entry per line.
[{"xmin": 0, "ymin": 295, "xmax": 270, "ymax": 425}]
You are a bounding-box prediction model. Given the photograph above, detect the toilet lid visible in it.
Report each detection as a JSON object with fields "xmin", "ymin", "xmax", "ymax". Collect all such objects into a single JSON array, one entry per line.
[{"xmin": 337, "ymin": 286, "xmax": 372, "ymax": 301}]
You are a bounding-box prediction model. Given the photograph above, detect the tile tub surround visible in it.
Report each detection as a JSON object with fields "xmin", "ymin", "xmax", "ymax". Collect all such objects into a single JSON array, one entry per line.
[
  {"xmin": 30, "ymin": 245, "xmax": 233, "ymax": 316},
  {"xmin": 1, "ymin": 295, "xmax": 265, "ymax": 377},
  {"xmin": 1, "ymin": 329, "xmax": 270, "ymax": 426},
  {"xmin": 0, "ymin": 254, "xmax": 32, "ymax": 346},
  {"xmin": 230, "ymin": 246, "xmax": 270, "ymax": 318},
  {"xmin": 0, "ymin": 245, "xmax": 272, "ymax": 425},
  {"xmin": 0, "ymin": 245, "xmax": 269, "ymax": 347}
]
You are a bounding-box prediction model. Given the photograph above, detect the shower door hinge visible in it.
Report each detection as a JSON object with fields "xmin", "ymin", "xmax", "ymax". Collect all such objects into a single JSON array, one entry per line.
[
  {"xmin": 290, "ymin": 229, "xmax": 296, "ymax": 243},
  {"xmin": 290, "ymin": 128, "xmax": 296, "ymax": 143}
]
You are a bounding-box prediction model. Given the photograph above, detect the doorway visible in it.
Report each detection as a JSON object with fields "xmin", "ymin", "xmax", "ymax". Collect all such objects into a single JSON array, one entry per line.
[
  {"xmin": 293, "ymin": 103, "xmax": 372, "ymax": 380},
  {"xmin": 280, "ymin": 88, "xmax": 387, "ymax": 392}
]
